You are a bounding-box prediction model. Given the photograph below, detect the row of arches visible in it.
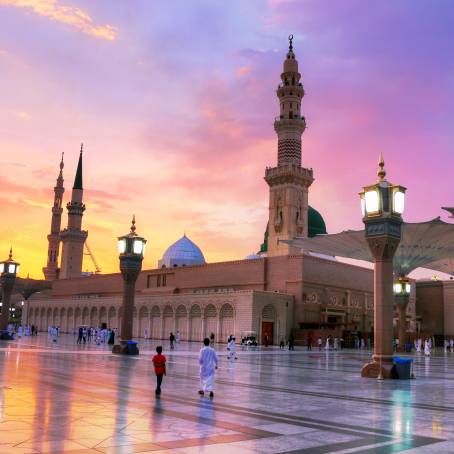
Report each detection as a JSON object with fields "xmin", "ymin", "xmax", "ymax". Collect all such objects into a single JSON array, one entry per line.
[{"xmin": 28, "ymin": 303, "xmax": 235, "ymax": 342}]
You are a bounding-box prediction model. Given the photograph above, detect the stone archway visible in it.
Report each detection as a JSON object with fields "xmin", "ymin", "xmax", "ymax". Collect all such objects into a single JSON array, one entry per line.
[
  {"xmin": 151, "ymin": 306, "xmax": 161, "ymax": 339},
  {"xmin": 139, "ymin": 306, "xmax": 148, "ymax": 338},
  {"xmin": 75, "ymin": 307, "xmax": 82, "ymax": 327},
  {"xmin": 52, "ymin": 307, "xmax": 59, "ymax": 327},
  {"xmin": 108, "ymin": 307, "xmax": 116, "ymax": 329},
  {"xmin": 175, "ymin": 305, "xmax": 188, "ymax": 341},
  {"xmin": 204, "ymin": 304, "xmax": 217, "ymax": 341},
  {"xmin": 90, "ymin": 307, "xmax": 98, "ymax": 327},
  {"xmin": 67, "ymin": 307, "xmax": 74, "ymax": 332},
  {"xmin": 60, "ymin": 307, "xmax": 67, "ymax": 332},
  {"xmin": 163, "ymin": 306, "xmax": 174, "ymax": 339},
  {"xmin": 220, "ymin": 303, "xmax": 234, "ymax": 342},
  {"xmin": 82, "ymin": 307, "xmax": 89, "ymax": 325},
  {"xmin": 99, "ymin": 307, "xmax": 107, "ymax": 327},
  {"xmin": 189, "ymin": 305, "xmax": 202, "ymax": 342}
]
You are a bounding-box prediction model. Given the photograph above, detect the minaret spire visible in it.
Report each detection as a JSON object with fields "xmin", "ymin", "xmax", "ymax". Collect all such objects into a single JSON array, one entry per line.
[
  {"xmin": 43, "ymin": 154, "xmax": 66, "ymax": 280},
  {"xmin": 264, "ymin": 37, "xmax": 314, "ymax": 256},
  {"xmin": 59, "ymin": 144, "xmax": 88, "ymax": 279},
  {"xmin": 377, "ymin": 153, "xmax": 386, "ymax": 181}
]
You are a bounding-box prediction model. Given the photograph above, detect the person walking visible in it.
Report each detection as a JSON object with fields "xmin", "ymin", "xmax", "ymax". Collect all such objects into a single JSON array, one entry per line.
[
  {"xmin": 307, "ymin": 336, "xmax": 312, "ymax": 351},
  {"xmin": 210, "ymin": 332, "xmax": 215, "ymax": 346},
  {"xmin": 227, "ymin": 336, "xmax": 238, "ymax": 360},
  {"xmin": 77, "ymin": 327, "xmax": 83, "ymax": 344},
  {"xmin": 317, "ymin": 336, "xmax": 322, "ymax": 351},
  {"xmin": 152, "ymin": 346, "xmax": 166, "ymax": 396},
  {"xmin": 169, "ymin": 332, "xmax": 175, "ymax": 350},
  {"xmin": 288, "ymin": 334, "xmax": 295, "ymax": 351},
  {"xmin": 198, "ymin": 338, "xmax": 218, "ymax": 398}
]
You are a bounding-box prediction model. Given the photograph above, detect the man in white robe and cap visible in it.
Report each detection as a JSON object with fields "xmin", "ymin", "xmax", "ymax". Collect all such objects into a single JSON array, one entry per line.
[{"xmin": 198, "ymin": 338, "xmax": 219, "ymax": 398}]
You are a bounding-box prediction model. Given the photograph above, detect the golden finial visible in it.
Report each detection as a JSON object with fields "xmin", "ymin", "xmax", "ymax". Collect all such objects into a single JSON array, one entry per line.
[
  {"xmin": 80, "ymin": 143, "xmax": 83, "ymax": 154},
  {"xmin": 130, "ymin": 214, "xmax": 136, "ymax": 234},
  {"xmin": 377, "ymin": 153, "xmax": 386, "ymax": 180},
  {"xmin": 8, "ymin": 247, "xmax": 12, "ymax": 261},
  {"xmin": 60, "ymin": 152, "xmax": 64, "ymax": 170},
  {"xmin": 288, "ymin": 34, "xmax": 293, "ymax": 51}
]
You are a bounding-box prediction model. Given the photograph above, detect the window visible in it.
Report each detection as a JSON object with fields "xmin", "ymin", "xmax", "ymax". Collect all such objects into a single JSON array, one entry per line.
[
  {"xmin": 162, "ymin": 274, "xmax": 167, "ymax": 287},
  {"xmin": 147, "ymin": 275, "xmax": 151, "ymax": 288},
  {"xmin": 157, "ymin": 275, "xmax": 161, "ymax": 287}
]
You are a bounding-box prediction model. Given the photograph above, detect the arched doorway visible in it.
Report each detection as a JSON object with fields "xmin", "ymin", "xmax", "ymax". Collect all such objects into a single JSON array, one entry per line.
[
  {"xmin": 261, "ymin": 304, "xmax": 276, "ymax": 345},
  {"xmin": 108, "ymin": 307, "xmax": 116, "ymax": 329}
]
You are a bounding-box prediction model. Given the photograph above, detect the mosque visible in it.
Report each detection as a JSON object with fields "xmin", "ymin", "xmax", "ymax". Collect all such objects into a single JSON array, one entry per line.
[{"xmin": 27, "ymin": 38, "xmax": 404, "ymax": 345}]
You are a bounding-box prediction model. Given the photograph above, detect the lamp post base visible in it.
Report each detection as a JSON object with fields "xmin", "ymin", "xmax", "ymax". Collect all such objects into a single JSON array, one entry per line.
[
  {"xmin": 361, "ymin": 360, "xmax": 395, "ymax": 379},
  {"xmin": 0, "ymin": 330, "xmax": 14, "ymax": 341},
  {"xmin": 112, "ymin": 340, "xmax": 139, "ymax": 355}
]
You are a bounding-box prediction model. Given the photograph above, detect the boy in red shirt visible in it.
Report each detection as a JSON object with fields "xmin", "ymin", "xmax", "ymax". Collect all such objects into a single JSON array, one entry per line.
[{"xmin": 152, "ymin": 346, "xmax": 166, "ymax": 395}]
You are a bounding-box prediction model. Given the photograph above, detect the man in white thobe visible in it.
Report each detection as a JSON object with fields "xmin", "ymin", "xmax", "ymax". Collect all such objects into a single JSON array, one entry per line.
[
  {"xmin": 227, "ymin": 336, "xmax": 238, "ymax": 360},
  {"xmin": 199, "ymin": 338, "xmax": 218, "ymax": 398}
]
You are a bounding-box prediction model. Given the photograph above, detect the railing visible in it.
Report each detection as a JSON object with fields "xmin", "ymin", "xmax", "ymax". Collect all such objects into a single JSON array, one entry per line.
[{"xmin": 274, "ymin": 115, "xmax": 306, "ymax": 122}]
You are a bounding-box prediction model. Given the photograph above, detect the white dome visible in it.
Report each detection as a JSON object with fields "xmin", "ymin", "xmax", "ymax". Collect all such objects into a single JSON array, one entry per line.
[
  {"xmin": 245, "ymin": 252, "xmax": 261, "ymax": 260},
  {"xmin": 158, "ymin": 234, "xmax": 205, "ymax": 268}
]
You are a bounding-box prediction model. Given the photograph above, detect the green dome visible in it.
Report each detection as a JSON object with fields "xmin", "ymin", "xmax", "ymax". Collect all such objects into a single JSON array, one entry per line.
[
  {"xmin": 308, "ymin": 206, "xmax": 327, "ymax": 238},
  {"xmin": 258, "ymin": 206, "xmax": 327, "ymax": 253}
]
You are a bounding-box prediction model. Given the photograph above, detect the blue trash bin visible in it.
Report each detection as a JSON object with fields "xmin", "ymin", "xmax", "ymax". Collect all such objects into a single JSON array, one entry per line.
[
  {"xmin": 127, "ymin": 340, "xmax": 139, "ymax": 355},
  {"xmin": 394, "ymin": 357, "xmax": 413, "ymax": 379}
]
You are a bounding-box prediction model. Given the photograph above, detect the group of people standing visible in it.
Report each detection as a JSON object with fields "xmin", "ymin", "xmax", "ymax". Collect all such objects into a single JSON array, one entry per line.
[{"xmin": 75, "ymin": 326, "xmax": 115, "ymax": 345}]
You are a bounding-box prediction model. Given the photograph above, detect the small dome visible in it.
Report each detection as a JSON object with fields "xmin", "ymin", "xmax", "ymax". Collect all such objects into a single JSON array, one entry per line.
[
  {"xmin": 308, "ymin": 206, "xmax": 327, "ymax": 238},
  {"xmin": 245, "ymin": 252, "xmax": 261, "ymax": 260},
  {"xmin": 158, "ymin": 234, "xmax": 205, "ymax": 268}
]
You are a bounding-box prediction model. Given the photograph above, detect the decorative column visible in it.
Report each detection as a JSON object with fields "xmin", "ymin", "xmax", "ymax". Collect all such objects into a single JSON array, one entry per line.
[
  {"xmin": 0, "ymin": 249, "xmax": 20, "ymax": 340},
  {"xmin": 112, "ymin": 216, "xmax": 146, "ymax": 355},
  {"xmin": 360, "ymin": 155, "xmax": 406, "ymax": 379}
]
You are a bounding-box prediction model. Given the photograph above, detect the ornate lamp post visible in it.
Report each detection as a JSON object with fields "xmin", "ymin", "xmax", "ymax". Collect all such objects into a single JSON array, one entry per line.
[
  {"xmin": 394, "ymin": 276, "xmax": 411, "ymax": 351},
  {"xmin": 112, "ymin": 216, "xmax": 146, "ymax": 355},
  {"xmin": 359, "ymin": 155, "xmax": 406, "ymax": 378},
  {"xmin": 0, "ymin": 248, "xmax": 20, "ymax": 340}
]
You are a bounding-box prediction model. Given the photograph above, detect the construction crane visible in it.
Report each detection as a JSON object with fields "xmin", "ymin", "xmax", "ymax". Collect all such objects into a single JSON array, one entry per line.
[{"xmin": 84, "ymin": 242, "xmax": 102, "ymax": 274}]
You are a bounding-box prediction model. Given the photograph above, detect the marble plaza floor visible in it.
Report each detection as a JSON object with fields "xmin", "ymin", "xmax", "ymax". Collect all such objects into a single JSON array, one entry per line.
[{"xmin": 1, "ymin": 336, "xmax": 454, "ymax": 453}]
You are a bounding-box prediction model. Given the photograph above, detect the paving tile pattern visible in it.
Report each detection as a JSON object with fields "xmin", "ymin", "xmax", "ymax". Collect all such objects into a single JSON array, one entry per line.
[{"xmin": 0, "ymin": 335, "xmax": 451, "ymax": 452}]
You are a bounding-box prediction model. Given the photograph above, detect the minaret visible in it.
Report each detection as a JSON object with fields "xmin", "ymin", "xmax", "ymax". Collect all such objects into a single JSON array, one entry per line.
[
  {"xmin": 265, "ymin": 36, "xmax": 314, "ymax": 256},
  {"xmin": 43, "ymin": 154, "xmax": 65, "ymax": 281},
  {"xmin": 59, "ymin": 145, "xmax": 88, "ymax": 279}
]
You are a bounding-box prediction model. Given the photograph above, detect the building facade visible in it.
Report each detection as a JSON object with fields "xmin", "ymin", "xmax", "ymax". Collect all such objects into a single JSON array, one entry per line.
[{"xmin": 28, "ymin": 38, "xmax": 379, "ymax": 345}]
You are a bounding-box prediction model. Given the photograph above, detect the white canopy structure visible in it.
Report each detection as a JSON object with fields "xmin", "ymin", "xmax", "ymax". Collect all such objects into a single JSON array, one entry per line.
[{"xmin": 283, "ymin": 218, "xmax": 454, "ymax": 276}]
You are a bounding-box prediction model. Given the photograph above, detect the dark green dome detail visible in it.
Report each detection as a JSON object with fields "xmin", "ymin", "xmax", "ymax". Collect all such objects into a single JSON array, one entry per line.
[
  {"xmin": 308, "ymin": 206, "xmax": 327, "ymax": 238},
  {"xmin": 257, "ymin": 206, "xmax": 327, "ymax": 252},
  {"xmin": 259, "ymin": 223, "xmax": 269, "ymax": 253}
]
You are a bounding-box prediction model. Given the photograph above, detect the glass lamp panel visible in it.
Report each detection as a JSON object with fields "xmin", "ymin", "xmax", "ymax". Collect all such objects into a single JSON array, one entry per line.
[
  {"xmin": 142, "ymin": 243, "xmax": 146, "ymax": 256},
  {"xmin": 8, "ymin": 264, "xmax": 15, "ymax": 274},
  {"xmin": 405, "ymin": 283, "xmax": 411, "ymax": 293},
  {"xmin": 365, "ymin": 190, "xmax": 380, "ymax": 214},
  {"xmin": 360, "ymin": 197, "xmax": 366, "ymax": 216},
  {"xmin": 0, "ymin": 263, "xmax": 4, "ymax": 273},
  {"xmin": 393, "ymin": 283, "xmax": 402, "ymax": 293},
  {"xmin": 16, "ymin": 265, "xmax": 19, "ymax": 274},
  {"xmin": 118, "ymin": 239, "xmax": 127, "ymax": 254},
  {"xmin": 393, "ymin": 191, "xmax": 405, "ymax": 214},
  {"xmin": 133, "ymin": 239, "xmax": 143, "ymax": 254}
]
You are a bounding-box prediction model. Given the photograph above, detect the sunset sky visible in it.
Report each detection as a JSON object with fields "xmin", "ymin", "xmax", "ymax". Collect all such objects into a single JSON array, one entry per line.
[{"xmin": 0, "ymin": 0, "xmax": 453, "ymax": 278}]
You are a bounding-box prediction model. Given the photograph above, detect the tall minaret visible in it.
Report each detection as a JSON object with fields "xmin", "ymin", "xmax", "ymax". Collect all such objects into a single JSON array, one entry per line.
[
  {"xmin": 43, "ymin": 154, "xmax": 65, "ymax": 281},
  {"xmin": 265, "ymin": 36, "xmax": 314, "ymax": 256},
  {"xmin": 59, "ymin": 145, "xmax": 88, "ymax": 279}
]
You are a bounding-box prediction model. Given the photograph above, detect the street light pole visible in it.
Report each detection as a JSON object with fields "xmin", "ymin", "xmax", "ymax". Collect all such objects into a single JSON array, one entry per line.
[
  {"xmin": 112, "ymin": 216, "xmax": 146, "ymax": 355},
  {"xmin": 394, "ymin": 277, "xmax": 411, "ymax": 351},
  {"xmin": 359, "ymin": 155, "xmax": 406, "ymax": 379},
  {"xmin": 0, "ymin": 248, "xmax": 20, "ymax": 340}
]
